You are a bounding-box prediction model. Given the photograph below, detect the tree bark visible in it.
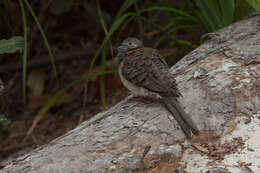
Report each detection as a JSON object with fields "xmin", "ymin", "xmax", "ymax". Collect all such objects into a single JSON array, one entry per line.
[{"xmin": 2, "ymin": 15, "xmax": 260, "ymax": 173}]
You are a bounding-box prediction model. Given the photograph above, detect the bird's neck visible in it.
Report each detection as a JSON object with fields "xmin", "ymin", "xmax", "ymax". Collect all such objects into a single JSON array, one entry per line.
[
  {"xmin": 125, "ymin": 47, "xmax": 143, "ymax": 55},
  {"xmin": 116, "ymin": 47, "xmax": 144, "ymax": 65}
]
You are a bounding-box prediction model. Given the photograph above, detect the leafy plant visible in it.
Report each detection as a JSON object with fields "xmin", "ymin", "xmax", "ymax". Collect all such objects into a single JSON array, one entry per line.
[
  {"xmin": 245, "ymin": 0, "xmax": 260, "ymax": 13},
  {"xmin": 192, "ymin": 0, "xmax": 259, "ymax": 32},
  {"xmin": 193, "ymin": 0, "xmax": 235, "ymax": 32},
  {"xmin": 0, "ymin": 114, "xmax": 10, "ymax": 125},
  {"xmin": 0, "ymin": 36, "xmax": 24, "ymax": 54}
]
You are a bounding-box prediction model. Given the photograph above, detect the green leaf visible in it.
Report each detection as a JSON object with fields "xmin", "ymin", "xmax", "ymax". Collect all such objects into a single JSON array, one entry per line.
[
  {"xmin": 207, "ymin": 0, "xmax": 223, "ymax": 28},
  {"xmin": 234, "ymin": 0, "xmax": 250, "ymax": 21},
  {"xmin": 219, "ymin": 0, "xmax": 235, "ymax": 26},
  {"xmin": 194, "ymin": 0, "xmax": 218, "ymax": 31},
  {"xmin": 0, "ymin": 36, "xmax": 24, "ymax": 54},
  {"xmin": 19, "ymin": 0, "xmax": 28, "ymax": 109},
  {"xmin": 0, "ymin": 114, "xmax": 10, "ymax": 125},
  {"xmin": 193, "ymin": 0, "xmax": 235, "ymax": 32},
  {"xmin": 245, "ymin": 0, "xmax": 260, "ymax": 13}
]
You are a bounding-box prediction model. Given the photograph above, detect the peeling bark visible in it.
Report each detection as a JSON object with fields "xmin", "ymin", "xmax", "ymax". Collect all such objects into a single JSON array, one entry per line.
[{"xmin": 2, "ymin": 15, "xmax": 260, "ymax": 173}]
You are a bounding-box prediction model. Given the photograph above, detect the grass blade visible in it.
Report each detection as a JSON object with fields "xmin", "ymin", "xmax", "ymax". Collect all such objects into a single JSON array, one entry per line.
[
  {"xmin": 89, "ymin": 12, "xmax": 136, "ymax": 71},
  {"xmin": 115, "ymin": 16, "xmax": 135, "ymax": 41},
  {"xmin": 24, "ymin": 70, "xmax": 116, "ymax": 142},
  {"xmin": 23, "ymin": 0, "xmax": 59, "ymax": 88},
  {"xmin": 245, "ymin": 0, "xmax": 260, "ymax": 13},
  {"xmin": 84, "ymin": 13, "xmax": 135, "ymax": 109},
  {"xmin": 18, "ymin": 0, "xmax": 28, "ymax": 108},
  {"xmin": 115, "ymin": 0, "xmax": 136, "ymax": 20},
  {"xmin": 193, "ymin": 0, "xmax": 218, "ymax": 31},
  {"xmin": 207, "ymin": 0, "xmax": 223, "ymax": 28},
  {"xmin": 100, "ymin": 45, "xmax": 107, "ymax": 108},
  {"xmin": 219, "ymin": 0, "xmax": 235, "ymax": 25},
  {"xmin": 138, "ymin": 15, "xmax": 196, "ymax": 48},
  {"xmin": 152, "ymin": 24, "xmax": 193, "ymax": 48},
  {"xmin": 97, "ymin": 0, "xmax": 113, "ymax": 58},
  {"xmin": 139, "ymin": 6, "xmax": 198, "ymax": 23}
]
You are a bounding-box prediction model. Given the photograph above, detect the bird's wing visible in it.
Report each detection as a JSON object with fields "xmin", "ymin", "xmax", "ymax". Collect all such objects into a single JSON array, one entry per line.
[{"xmin": 122, "ymin": 48, "xmax": 179, "ymax": 96}]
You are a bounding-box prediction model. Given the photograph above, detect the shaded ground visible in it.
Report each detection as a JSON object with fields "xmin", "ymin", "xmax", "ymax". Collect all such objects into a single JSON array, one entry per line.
[{"xmin": 0, "ymin": 58, "xmax": 129, "ymax": 166}]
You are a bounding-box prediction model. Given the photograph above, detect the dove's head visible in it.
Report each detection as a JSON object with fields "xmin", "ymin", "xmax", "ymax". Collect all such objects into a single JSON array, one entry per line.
[{"xmin": 115, "ymin": 38, "xmax": 143, "ymax": 64}]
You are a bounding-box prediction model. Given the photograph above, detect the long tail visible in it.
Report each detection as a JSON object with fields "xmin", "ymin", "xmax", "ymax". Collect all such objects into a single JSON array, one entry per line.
[{"xmin": 162, "ymin": 95, "xmax": 199, "ymax": 138}]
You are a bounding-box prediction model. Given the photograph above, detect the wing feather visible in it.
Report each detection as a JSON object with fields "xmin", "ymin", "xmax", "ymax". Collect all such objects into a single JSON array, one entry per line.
[{"xmin": 122, "ymin": 48, "xmax": 180, "ymax": 97}]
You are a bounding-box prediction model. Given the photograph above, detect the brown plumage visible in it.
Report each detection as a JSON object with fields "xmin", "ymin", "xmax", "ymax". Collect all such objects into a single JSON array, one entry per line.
[{"xmin": 116, "ymin": 38, "xmax": 199, "ymax": 137}]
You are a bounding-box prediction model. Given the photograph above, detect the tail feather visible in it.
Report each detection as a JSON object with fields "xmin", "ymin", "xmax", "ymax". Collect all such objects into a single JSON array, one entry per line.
[{"xmin": 162, "ymin": 96, "xmax": 199, "ymax": 137}]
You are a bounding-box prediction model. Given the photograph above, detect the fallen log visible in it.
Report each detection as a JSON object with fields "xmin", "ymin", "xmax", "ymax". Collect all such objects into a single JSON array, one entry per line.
[{"xmin": 2, "ymin": 14, "xmax": 260, "ymax": 173}]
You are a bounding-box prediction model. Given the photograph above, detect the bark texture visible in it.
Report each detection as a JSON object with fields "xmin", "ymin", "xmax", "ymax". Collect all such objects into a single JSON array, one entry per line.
[{"xmin": 2, "ymin": 15, "xmax": 260, "ymax": 173}]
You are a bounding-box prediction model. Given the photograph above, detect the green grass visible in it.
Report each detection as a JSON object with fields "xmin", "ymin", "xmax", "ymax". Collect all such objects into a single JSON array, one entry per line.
[
  {"xmin": 23, "ymin": 0, "xmax": 59, "ymax": 88},
  {"xmin": 245, "ymin": 0, "xmax": 260, "ymax": 13},
  {"xmin": 193, "ymin": 0, "xmax": 235, "ymax": 32},
  {"xmin": 18, "ymin": 0, "xmax": 28, "ymax": 108}
]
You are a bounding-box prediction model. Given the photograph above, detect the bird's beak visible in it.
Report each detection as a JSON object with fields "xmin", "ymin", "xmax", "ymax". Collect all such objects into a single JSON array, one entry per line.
[
  {"xmin": 117, "ymin": 45, "xmax": 128, "ymax": 52},
  {"xmin": 114, "ymin": 45, "xmax": 128, "ymax": 66}
]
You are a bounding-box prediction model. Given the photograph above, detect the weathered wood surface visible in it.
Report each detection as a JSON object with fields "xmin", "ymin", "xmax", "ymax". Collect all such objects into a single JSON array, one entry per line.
[{"xmin": 2, "ymin": 15, "xmax": 260, "ymax": 173}]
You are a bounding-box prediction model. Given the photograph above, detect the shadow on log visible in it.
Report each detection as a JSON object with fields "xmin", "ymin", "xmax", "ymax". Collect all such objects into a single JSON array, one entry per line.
[{"xmin": 2, "ymin": 15, "xmax": 260, "ymax": 173}]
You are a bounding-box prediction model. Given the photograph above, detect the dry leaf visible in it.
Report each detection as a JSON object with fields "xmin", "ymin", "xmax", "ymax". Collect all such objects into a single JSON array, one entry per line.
[{"xmin": 27, "ymin": 69, "xmax": 45, "ymax": 97}]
